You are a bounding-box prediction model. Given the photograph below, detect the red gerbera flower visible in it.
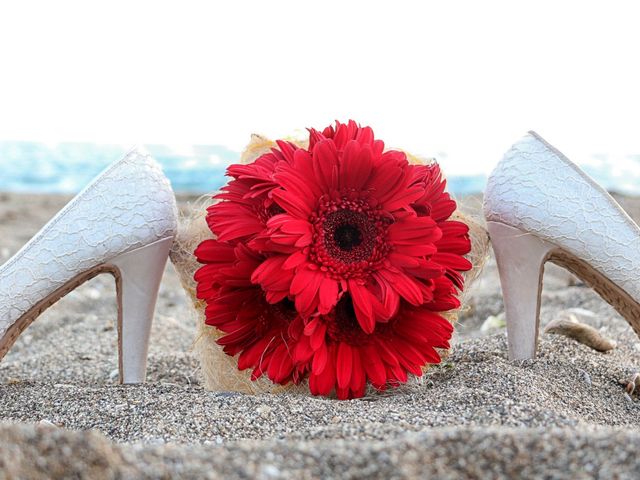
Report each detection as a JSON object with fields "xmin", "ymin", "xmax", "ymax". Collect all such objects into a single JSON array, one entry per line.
[
  {"xmin": 291, "ymin": 296, "xmax": 453, "ymax": 400},
  {"xmin": 409, "ymin": 163, "xmax": 473, "ymax": 308},
  {"xmin": 194, "ymin": 239, "xmax": 303, "ymax": 384},
  {"xmin": 250, "ymin": 120, "xmax": 470, "ymax": 333},
  {"xmin": 206, "ymin": 140, "xmax": 296, "ymax": 243},
  {"xmin": 194, "ymin": 120, "xmax": 472, "ymax": 400}
]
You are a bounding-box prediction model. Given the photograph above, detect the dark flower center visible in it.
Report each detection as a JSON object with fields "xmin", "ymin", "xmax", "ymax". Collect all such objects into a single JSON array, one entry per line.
[
  {"xmin": 323, "ymin": 296, "xmax": 392, "ymax": 346},
  {"xmin": 256, "ymin": 296, "xmax": 297, "ymax": 333},
  {"xmin": 334, "ymin": 223, "xmax": 362, "ymax": 251},
  {"xmin": 267, "ymin": 203, "xmax": 285, "ymax": 217},
  {"xmin": 324, "ymin": 209, "xmax": 377, "ymax": 263},
  {"xmin": 256, "ymin": 201, "xmax": 285, "ymax": 224},
  {"xmin": 310, "ymin": 195, "xmax": 392, "ymax": 278},
  {"xmin": 324, "ymin": 296, "xmax": 371, "ymax": 346}
]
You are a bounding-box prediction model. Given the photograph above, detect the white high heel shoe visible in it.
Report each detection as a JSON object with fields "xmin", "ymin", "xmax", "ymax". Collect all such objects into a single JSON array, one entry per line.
[
  {"xmin": 484, "ymin": 131, "xmax": 640, "ymax": 360},
  {"xmin": 0, "ymin": 147, "xmax": 177, "ymax": 382}
]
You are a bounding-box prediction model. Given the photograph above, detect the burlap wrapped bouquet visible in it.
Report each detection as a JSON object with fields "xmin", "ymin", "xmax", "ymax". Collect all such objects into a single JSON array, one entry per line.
[{"xmin": 170, "ymin": 123, "xmax": 489, "ymax": 397}]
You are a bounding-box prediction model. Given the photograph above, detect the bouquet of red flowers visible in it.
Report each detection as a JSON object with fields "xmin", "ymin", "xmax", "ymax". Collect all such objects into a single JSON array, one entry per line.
[{"xmin": 188, "ymin": 121, "xmax": 478, "ymax": 399}]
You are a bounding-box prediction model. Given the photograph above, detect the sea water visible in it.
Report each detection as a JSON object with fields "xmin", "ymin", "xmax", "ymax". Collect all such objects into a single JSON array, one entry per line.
[{"xmin": 0, "ymin": 141, "xmax": 637, "ymax": 197}]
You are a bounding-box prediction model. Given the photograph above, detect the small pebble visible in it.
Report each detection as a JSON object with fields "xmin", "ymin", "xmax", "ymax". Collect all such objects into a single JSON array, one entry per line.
[
  {"xmin": 480, "ymin": 312, "xmax": 506, "ymax": 333},
  {"xmin": 578, "ymin": 369, "xmax": 592, "ymax": 386},
  {"xmin": 38, "ymin": 420, "xmax": 58, "ymax": 427},
  {"xmin": 260, "ymin": 465, "xmax": 281, "ymax": 478},
  {"xmin": 544, "ymin": 313, "xmax": 616, "ymax": 352},
  {"xmin": 84, "ymin": 288, "xmax": 101, "ymax": 300},
  {"xmin": 257, "ymin": 406, "xmax": 272, "ymax": 418}
]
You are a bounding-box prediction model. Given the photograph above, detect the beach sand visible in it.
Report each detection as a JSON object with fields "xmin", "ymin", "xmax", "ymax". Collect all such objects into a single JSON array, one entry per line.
[{"xmin": 1, "ymin": 192, "xmax": 640, "ymax": 478}]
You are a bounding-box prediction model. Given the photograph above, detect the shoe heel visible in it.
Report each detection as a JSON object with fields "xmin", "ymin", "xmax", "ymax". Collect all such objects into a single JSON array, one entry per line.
[
  {"xmin": 108, "ymin": 236, "xmax": 174, "ymax": 383},
  {"xmin": 486, "ymin": 221, "xmax": 556, "ymax": 360}
]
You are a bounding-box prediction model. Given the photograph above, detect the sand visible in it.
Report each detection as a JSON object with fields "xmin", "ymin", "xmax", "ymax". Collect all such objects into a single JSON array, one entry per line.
[{"xmin": 1, "ymin": 192, "xmax": 640, "ymax": 478}]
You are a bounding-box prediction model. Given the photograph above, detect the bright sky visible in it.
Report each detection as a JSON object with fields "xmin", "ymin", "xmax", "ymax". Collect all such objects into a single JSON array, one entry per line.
[{"xmin": 1, "ymin": 1, "xmax": 639, "ymax": 175}]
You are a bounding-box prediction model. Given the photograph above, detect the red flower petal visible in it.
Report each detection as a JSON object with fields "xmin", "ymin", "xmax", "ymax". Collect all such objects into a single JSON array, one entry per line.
[
  {"xmin": 291, "ymin": 267, "xmax": 325, "ymax": 317},
  {"xmin": 362, "ymin": 345, "xmax": 387, "ymax": 388},
  {"xmin": 318, "ymin": 276, "xmax": 339, "ymax": 315},
  {"xmin": 348, "ymin": 279, "xmax": 375, "ymax": 333},
  {"xmin": 336, "ymin": 343, "xmax": 353, "ymax": 389},
  {"xmin": 375, "ymin": 268, "xmax": 423, "ymax": 306},
  {"xmin": 350, "ymin": 349, "xmax": 367, "ymax": 395},
  {"xmin": 340, "ymin": 140, "xmax": 373, "ymax": 191},
  {"xmin": 312, "ymin": 342, "xmax": 329, "ymax": 375},
  {"xmin": 312, "ymin": 140, "xmax": 339, "ymax": 192},
  {"xmin": 271, "ymin": 188, "xmax": 312, "ymax": 218},
  {"xmin": 310, "ymin": 345, "xmax": 336, "ymax": 396}
]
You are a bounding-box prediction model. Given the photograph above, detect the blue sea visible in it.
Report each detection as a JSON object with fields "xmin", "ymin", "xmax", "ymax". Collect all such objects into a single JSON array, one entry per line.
[{"xmin": 0, "ymin": 141, "xmax": 637, "ymax": 197}]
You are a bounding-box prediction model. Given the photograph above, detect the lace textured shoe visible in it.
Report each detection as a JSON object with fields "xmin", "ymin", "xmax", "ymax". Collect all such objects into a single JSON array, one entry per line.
[
  {"xmin": 484, "ymin": 131, "xmax": 640, "ymax": 360},
  {"xmin": 0, "ymin": 148, "xmax": 177, "ymax": 382}
]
